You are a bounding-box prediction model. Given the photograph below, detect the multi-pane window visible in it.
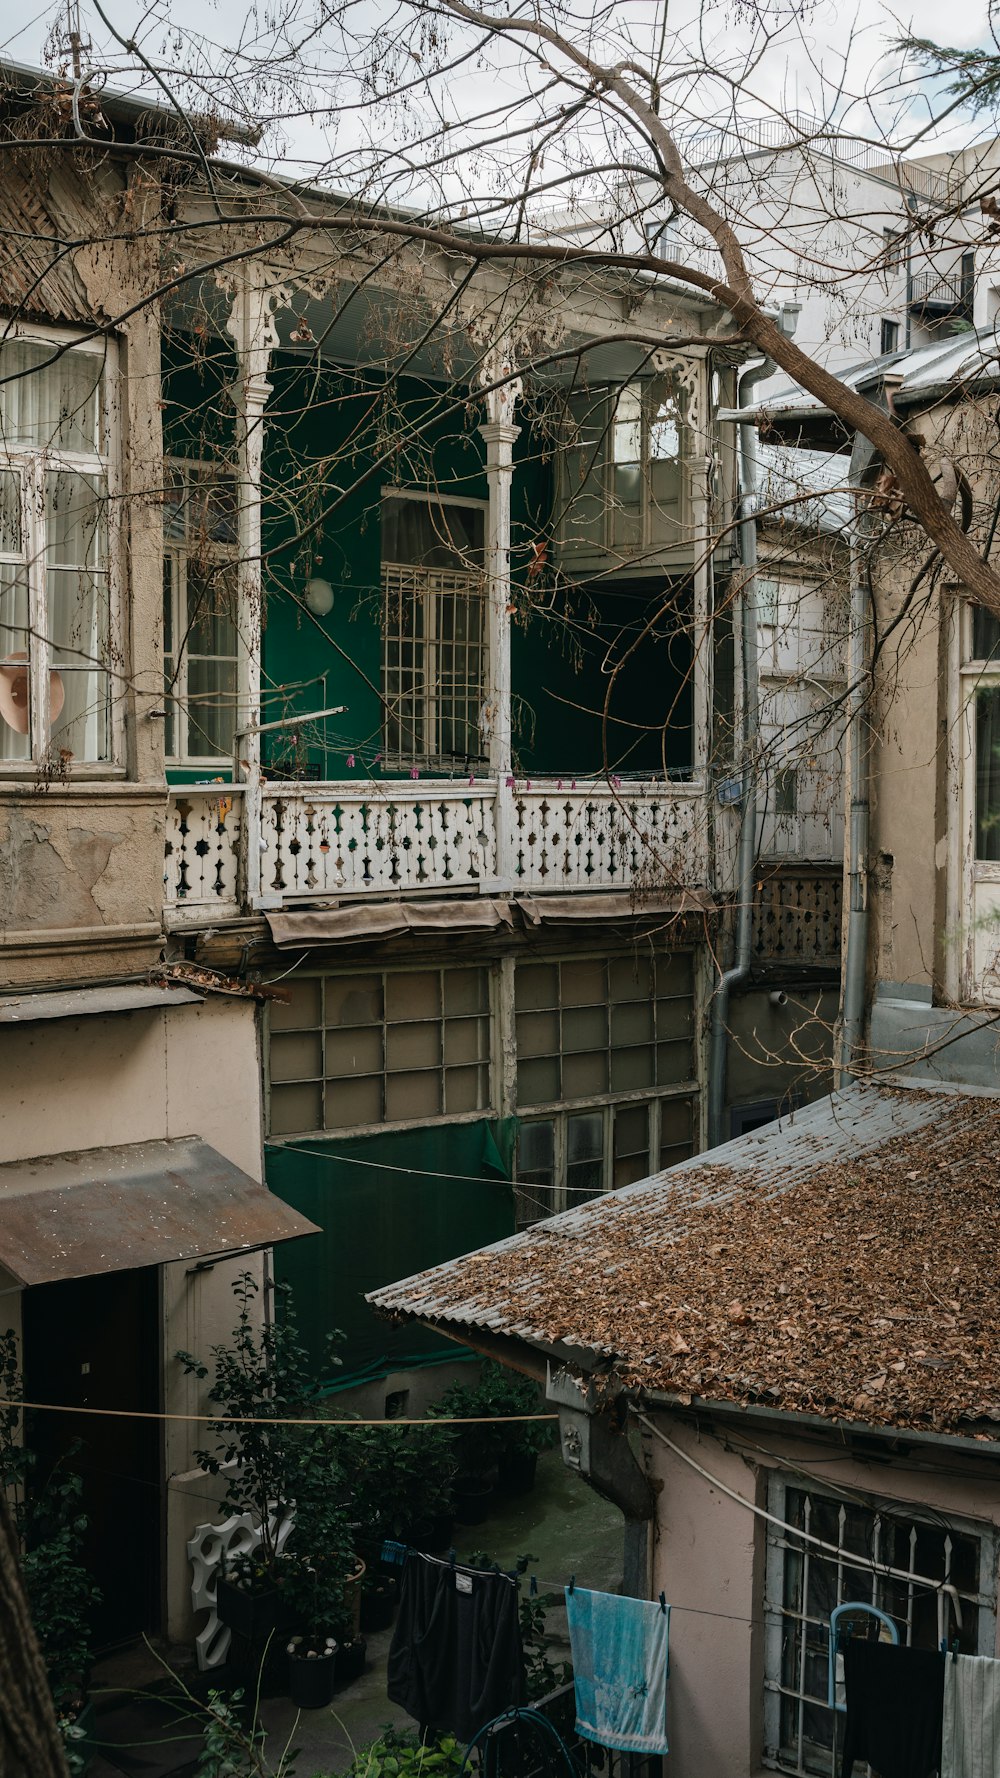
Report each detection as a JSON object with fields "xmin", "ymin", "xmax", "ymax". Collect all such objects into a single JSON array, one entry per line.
[
  {"xmin": 765, "ymin": 1479, "xmax": 992, "ymax": 1778},
  {"xmin": 268, "ymin": 966, "xmax": 492, "ymax": 1136},
  {"xmin": 0, "ymin": 333, "xmax": 115, "ymax": 766},
  {"xmin": 163, "ymin": 462, "xmax": 239, "ymax": 762},
  {"xmin": 513, "ymin": 952, "xmax": 696, "ymax": 1224},
  {"xmin": 381, "ymin": 493, "xmax": 486, "ymax": 769},
  {"xmin": 557, "ymin": 376, "xmax": 688, "ymax": 560}
]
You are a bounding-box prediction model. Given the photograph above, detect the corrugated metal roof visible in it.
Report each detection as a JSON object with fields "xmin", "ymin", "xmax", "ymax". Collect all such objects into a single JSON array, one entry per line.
[
  {"xmin": 0, "ymin": 982, "xmax": 204, "ymax": 1023},
  {"xmin": 0, "ymin": 1136, "xmax": 320, "ymax": 1285},
  {"xmin": 368, "ymin": 1081, "xmax": 1000, "ymax": 1436}
]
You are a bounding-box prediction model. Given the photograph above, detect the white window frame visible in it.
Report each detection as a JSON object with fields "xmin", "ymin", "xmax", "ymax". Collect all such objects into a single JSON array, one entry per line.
[
  {"xmin": 555, "ymin": 374, "xmax": 694, "ymax": 562},
  {"xmin": 0, "ymin": 322, "xmax": 123, "ymax": 776},
  {"xmin": 163, "ymin": 457, "xmax": 240, "ymax": 766},
  {"xmin": 957, "ymin": 599, "xmax": 1000, "ymax": 1004},
  {"xmin": 380, "ymin": 487, "xmax": 489, "ymax": 773},
  {"xmin": 762, "ymin": 1472, "xmax": 997, "ymax": 1778}
]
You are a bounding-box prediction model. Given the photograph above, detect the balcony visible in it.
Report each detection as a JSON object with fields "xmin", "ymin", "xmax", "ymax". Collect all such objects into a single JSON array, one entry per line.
[
  {"xmin": 907, "ymin": 271, "xmax": 974, "ymax": 321},
  {"xmin": 163, "ymin": 776, "xmax": 708, "ymax": 922}
]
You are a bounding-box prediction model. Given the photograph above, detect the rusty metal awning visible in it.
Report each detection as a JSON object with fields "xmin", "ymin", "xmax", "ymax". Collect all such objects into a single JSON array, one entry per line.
[{"xmin": 0, "ymin": 1137, "xmax": 321, "ymax": 1287}]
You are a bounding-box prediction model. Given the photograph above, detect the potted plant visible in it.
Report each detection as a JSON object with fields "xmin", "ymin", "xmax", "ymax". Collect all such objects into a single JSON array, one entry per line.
[
  {"xmin": 477, "ymin": 1361, "xmax": 552, "ymax": 1495},
  {"xmin": 337, "ymin": 1421, "xmax": 457, "ymax": 1554},
  {"xmin": 334, "ymin": 1629, "xmax": 368, "ymax": 1688},
  {"xmin": 0, "ymin": 1331, "xmax": 100, "ymax": 1773},
  {"xmin": 429, "ymin": 1375, "xmax": 502, "ymax": 1525},
  {"xmin": 286, "ymin": 1630, "xmax": 339, "ymax": 1709}
]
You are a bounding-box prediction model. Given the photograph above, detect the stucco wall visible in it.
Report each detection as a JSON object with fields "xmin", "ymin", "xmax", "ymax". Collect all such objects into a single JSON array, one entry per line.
[
  {"xmin": 644, "ymin": 1409, "xmax": 1000, "ymax": 1778},
  {"xmin": 0, "ymin": 995, "xmax": 267, "ymax": 1642}
]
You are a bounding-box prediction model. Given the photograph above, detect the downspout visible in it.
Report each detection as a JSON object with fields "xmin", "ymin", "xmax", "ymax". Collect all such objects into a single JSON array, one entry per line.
[
  {"xmin": 706, "ymin": 353, "xmax": 774, "ymax": 1148},
  {"xmin": 838, "ymin": 431, "xmax": 877, "ymax": 1079}
]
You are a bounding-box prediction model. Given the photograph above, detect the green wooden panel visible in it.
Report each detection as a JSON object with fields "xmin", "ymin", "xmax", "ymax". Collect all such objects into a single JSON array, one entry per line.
[{"xmin": 266, "ymin": 1119, "xmax": 516, "ymax": 1383}]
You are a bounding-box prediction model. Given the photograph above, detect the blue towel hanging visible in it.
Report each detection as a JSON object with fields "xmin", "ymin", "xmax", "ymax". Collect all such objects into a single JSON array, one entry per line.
[{"xmin": 565, "ymin": 1586, "xmax": 670, "ymax": 1756}]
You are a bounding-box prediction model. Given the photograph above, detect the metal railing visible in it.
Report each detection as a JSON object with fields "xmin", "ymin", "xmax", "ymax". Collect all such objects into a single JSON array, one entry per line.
[{"xmin": 907, "ymin": 270, "xmax": 974, "ymax": 310}]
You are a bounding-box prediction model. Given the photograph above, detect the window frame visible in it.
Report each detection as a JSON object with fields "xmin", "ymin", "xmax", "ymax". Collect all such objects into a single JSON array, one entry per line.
[
  {"xmin": 265, "ymin": 961, "xmax": 497, "ymax": 1139},
  {"xmin": 555, "ymin": 375, "xmax": 693, "ymax": 562},
  {"xmin": 762, "ymin": 1473, "xmax": 997, "ymax": 1778},
  {"xmin": 0, "ymin": 323, "xmax": 123, "ymax": 776},
  {"xmin": 163, "ymin": 456, "xmax": 241, "ymax": 767},
  {"xmin": 957, "ymin": 600, "xmax": 1000, "ymax": 1002},
  {"xmin": 379, "ymin": 487, "xmax": 489, "ymax": 773}
]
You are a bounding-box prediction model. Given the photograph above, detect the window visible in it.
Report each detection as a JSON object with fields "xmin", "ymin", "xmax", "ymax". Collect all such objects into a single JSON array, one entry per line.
[
  {"xmin": 0, "ymin": 332, "xmax": 116, "ymax": 766},
  {"xmin": 381, "ymin": 494, "xmax": 486, "ymax": 769},
  {"xmin": 880, "ymin": 318, "xmax": 900, "ymax": 355},
  {"xmin": 557, "ymin": 375, "xmax": 689, "ymax": 560},
  {"xmin": 883, "ymin": 228, "xmax": 905, "ymax": 271},
  {"xmin": 764, "ymin": 1479, "xmax": 993, "ymax": 1777},
  {"xmin": 163, "ymin": 462, "xmax": 239, "ymax": 762},
  {"xmin": 513, "ymin": 951, "xmax": 696, "ymax": 1223},
  {"xmin": 267, "ymin": 965, "xmax": 492, "ymax": 1135}
]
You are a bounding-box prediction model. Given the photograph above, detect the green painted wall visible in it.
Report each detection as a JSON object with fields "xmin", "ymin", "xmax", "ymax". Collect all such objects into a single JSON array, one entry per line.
[{"xmin": 265, "ymin": 1119, "xmax": 515, "ymax": 1382}]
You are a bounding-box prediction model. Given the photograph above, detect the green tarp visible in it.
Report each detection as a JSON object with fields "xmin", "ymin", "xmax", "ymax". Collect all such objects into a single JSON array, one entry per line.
[{"xmin": 265, "ymin": 1120, "xmax": 516, "ymax": 1383}]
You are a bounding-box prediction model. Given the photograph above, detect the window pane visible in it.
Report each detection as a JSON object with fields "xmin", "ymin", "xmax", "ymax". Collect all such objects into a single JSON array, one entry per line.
[
  {"xmin": 560, "ymin": 959, "xmax": 607, "ymax": 1006},
  {"xmin": 609, "ymin": 955, "xmax": 653, "ymax": 1001},
  {"xmin": 443, "ymin": 1016, "xmax": 487, "ymax": 1065},
  {"xmin": 46, "ymin": 471, "xmax": 104, "ymax": 568},
  {"xmin": 655, "ymin": 951, "xmax": 694, "ymax": 996},
  {"xmin": 325, "ymin": 1026, "xmax": 383, "ymax": 1076},
  {"xmin": 659, "ymin": 1097, "xmax": 694, "ymax": 1168},
  {"xmin": 611, "ymin": 1000, "xmax": 654, "ymax": 1045},
  {"xmin": 269, "ymin": 1081, "xmax": 322, "ymax": 1135},
  {"xmin": 567, "ymin": 1110, "xmax": 604, "ymax": 1203},
  {"xmin": 444, "ymin": 1064, "xmax": 487, "ymax": 1114},
  {"xmin": 611, "ymin": 1046, "xmax": 655, "ymax": 1091},
  {"xmin": 517, "ymin": 1119, "xmax": 556, "ymax": 1225},
  {"xmin": 0, "ymin": 339, "xmax": 103, "ymax": 452},
  {"xmin": 443, "ymin": 968, "xmax": 488, "ymax": 1015},
  {"xmin": 562, "ymin": 1050, "xmax": 608, "ymax": 1098},
  {"xmin": 0, "ymin": 469, "xmax": 21, "ymax": 555},
  {"xmin": 326, "ymin": 975, "xmax": 382, "ymax": 1027},
  {"xmin": 187, "ymin": 657, "xmax": 237, "ymax": 757},
  {"xmin": 655, "ymin": 993, "xmax": 693, "ymax": 1040},
  {"xmin": 613, "ymin": 1102, "xmax": 650, "ymax": 1187},
  {"xmin": 326, "ymin": 1074, "xmax": 382, "ymax": 1128},
  {"xmin": 515, "ymin": 963, "xmax": 559, "ymax": 1011},
  {"xmin": 516, "ymin": 1008, "xmax": 559, "ymax": 1058},
  {"xmin": 0, "ymin": 563, "xmax": 29, "ymax": 760},
  {"xmin": 976, "ymin": 685, "xmax": 1000, "ymax": 860},
  {"xmin": 517, "ymin": 1055, "xmax": 560, "ymax": 1106},
  {"xmin": 656, "ymin": 1037, "xmax": 693, "ymax": 1084},
  {"xmin": 270, "ymin": 1031, "xmax": 322, "ymax": 1082},
  {"xmin": 271, "ymin": 978, "xmax": 321, "ymax": 1030},
  {"xmin": 385, "ymin": 1070, "xmax": 442, "ymax": 1121},
  {"xmin": 562, "ymin": 1003, "xmax": 608, "ymax": 1052},
  {"xmin": 187, "ymin": 563, "xmax": 238, "ymax": 656},
  {"xmin": 386, "ymin": 1020, "xmax": 441, "ymax": 1070},
  {"xmin": 385, "ymin": 971, "xmax": 440, "ymax": 1022},
  {"xmin": 972, "ymin": 606, "xmax": 1000, "ymax": 663}
]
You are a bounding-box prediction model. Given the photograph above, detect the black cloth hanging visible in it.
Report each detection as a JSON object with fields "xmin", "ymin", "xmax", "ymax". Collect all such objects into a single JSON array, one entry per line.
[
  {"xmin": 387, "ymin": 1553, "xmax": 526, "ymax": 1740},
  {"xmin": 841, "ymin": 1639, "xmax": 945, "ymax": 1778}
]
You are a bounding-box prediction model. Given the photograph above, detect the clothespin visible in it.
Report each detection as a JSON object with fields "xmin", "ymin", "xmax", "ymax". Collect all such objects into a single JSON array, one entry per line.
[
  {"xmin": 530, "ymin": 1575, "xmax": 538, "ymax": 1597},
  {"xmin": 659, "ymin": 1592, "xmax": 667, "ymax": 1615},
  {"xmin": 940, "ymin": 1639, "xmax": 948, "ymax": 1653},
  {"xmin": 569, "ymin": 1575, "xmax": 575, "ymax": 1595},
  {"xmin": 448, "ymin": 1547, "xmax": 457, "ymax": 1568},
  {"xmin": 952, "ymin": 1639, "xmax": 960, "ymax": 1664}
]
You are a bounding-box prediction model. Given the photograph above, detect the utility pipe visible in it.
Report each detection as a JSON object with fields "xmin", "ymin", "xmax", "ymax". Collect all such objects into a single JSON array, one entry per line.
[
  {"xmin": 706, "ymin": 352, "xmax": 774, "ymax": 1148},
  {"xmin": 838, "ymin": 432, "xmax": 876, "ymax": 1078}
]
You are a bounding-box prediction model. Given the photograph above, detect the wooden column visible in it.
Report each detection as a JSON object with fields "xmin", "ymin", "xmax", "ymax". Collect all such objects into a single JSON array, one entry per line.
[{"xmin": 479, "ymin": 365, "xmax": 521, "ymax": 891}]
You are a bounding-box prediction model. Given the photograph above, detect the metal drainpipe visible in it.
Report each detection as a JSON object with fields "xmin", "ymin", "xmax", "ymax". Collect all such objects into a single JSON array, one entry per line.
[
  {"xmin": 706, "ymin": 354, "xmax": 775, "ymax": 1149},
  {"xmin": 838, "ymin": 433, "xmax": 875, "ymax": 1079}
]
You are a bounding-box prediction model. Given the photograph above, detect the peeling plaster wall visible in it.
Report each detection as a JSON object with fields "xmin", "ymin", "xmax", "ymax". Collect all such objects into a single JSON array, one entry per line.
[{"xmin": 0, "ymin": 996, "xmax": 267, "ymax": 1643}]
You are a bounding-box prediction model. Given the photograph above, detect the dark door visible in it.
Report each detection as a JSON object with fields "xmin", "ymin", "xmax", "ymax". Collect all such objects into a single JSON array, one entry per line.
[{"xmin": 22, "ymin": 1267, "xmax": 161, "ymax": 1648}]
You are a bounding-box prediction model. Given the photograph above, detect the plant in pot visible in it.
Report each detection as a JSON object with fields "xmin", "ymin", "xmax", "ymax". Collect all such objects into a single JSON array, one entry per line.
[
  {"xmin": 428, "ymin": 1376, "xmax": 502, "ymax": 1526},
  {"xmin": 476, "ymin": 1361, "xmax": 552, "ymax": 1495},
  {"xmin": 0, "ymin": 1331, "xmax": 100, "ymax": 1775},
  {"xmin": 177, "ymin": 1272, "xmax": 348, "ymax": 1655},
  {"xmin": 283, "ymin": 1552, "xmax": 344, "ymax": 1710},
  {"xmin": 338, "ymin": 1421, "xmax": 457, "ymax": 1555},
  {"xmin": 359, "ymin": 1569, "xmax": 398, "ymax": 1634}
]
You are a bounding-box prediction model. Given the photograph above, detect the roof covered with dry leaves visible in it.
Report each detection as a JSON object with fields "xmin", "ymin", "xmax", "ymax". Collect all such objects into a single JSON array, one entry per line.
[{"xmin": 369, "ymin": 1081, "xmax": 1000, "ymax": 1439}]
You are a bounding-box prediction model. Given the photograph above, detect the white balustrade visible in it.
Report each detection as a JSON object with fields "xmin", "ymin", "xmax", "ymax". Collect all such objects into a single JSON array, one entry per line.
[
  {"xmin": 163, "ymin": 777, "xmax": 708, "ymax": 915},
  {"xmin": 164, "ymin": 787, "xmax": 244, "ymax": 917}
]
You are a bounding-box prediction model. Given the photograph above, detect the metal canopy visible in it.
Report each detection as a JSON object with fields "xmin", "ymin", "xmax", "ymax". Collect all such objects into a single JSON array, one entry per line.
[
  {"xmin": 0, "ymin": 983, "xmax": 205, "ymax": 1023},
  {"xmin": 0, "ymin": 1136, "xmax": 320, "ymax": 1287}
]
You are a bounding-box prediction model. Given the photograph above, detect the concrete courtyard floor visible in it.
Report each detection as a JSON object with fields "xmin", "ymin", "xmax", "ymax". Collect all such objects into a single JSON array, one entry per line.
[{"xmin": 86, "ymin": 1451, "xmax": 622, "ymax": 1778}]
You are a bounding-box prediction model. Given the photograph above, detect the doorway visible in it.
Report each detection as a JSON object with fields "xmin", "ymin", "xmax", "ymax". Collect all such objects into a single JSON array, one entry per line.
[{"xmin": 22, "ymin": 1267, "xmax": 161, "ymax": 1648}]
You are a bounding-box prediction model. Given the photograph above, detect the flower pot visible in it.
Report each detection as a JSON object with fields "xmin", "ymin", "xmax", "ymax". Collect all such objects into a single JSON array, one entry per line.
[
  {"xmin": 454, "ymin": 1476, "xmax": 495, "ymax": 1526},
  {"xmin": 217, "ymin": 1575, "xmax": 281, "ymax": 1642},
  {"xmin": 334, "ymin": 1636, "xmax": 367, "ymax": 1688},
  {"xmin": 498, "ymin": 1450, "xmax": 538, "ymax": 1495},
  {"xmin": 360, "ymin": 1581, "xmax": 397, "ymax": 1633},
  {"xmin": 288, "ymin": 1644, "xmax": 338, "ymax": 1710},
  {"xmin": 67, "ymin": 1699, "xmax": 96, "ymax": 1774}
]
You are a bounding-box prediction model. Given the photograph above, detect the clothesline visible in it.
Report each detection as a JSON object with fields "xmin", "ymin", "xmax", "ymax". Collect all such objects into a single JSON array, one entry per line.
[
  {"xmin": 0, "ymin": 1397, "xmax": 557, "ymax": 1428},
  {"xmin": 272, "ymin": 1138, "xmax": 608, "ymax": 1195}
]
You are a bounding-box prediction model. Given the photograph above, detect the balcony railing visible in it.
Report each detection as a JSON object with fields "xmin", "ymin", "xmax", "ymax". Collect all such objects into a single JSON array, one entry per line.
[
  {"xmin": 751, "ymin": 863, "xmax": 843, "ymax": 967},
  {"xmin": 907, "ymin": 271, "xmax": 974, "ymax": 315},
  {"xmin": 163, "ymin": 776, "xmax": 708, "ymax": 920}
]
